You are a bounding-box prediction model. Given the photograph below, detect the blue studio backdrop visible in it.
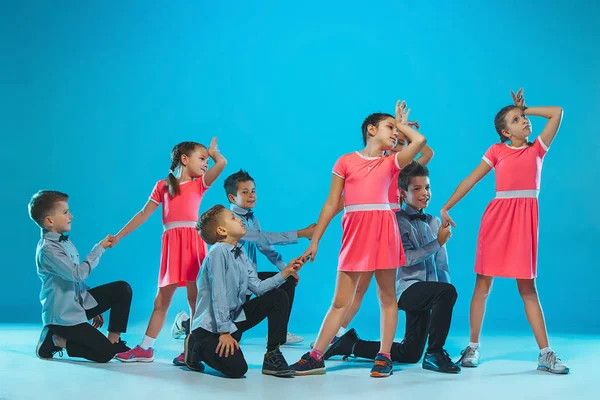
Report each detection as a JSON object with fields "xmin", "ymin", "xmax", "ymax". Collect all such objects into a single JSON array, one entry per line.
[{"xmin": 2, "ymin": 1, "xmax": 598, "ymax": 340}]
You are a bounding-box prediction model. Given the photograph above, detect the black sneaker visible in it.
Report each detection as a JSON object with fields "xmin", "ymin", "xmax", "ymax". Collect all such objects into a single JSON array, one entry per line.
[
  {"xmin": 290, "ymin": 352, "xmax": 326, "ymax": 376},
  {"xmin": 323, "ymin": 328, "xmax": 359, "ymax": 360},
  {"xmin": 36, "ymin": 327, "xmax": 62, "ymax": 359},
  {"xmin": 114, "ymin": 339, "xmax": 130, "ymax": 354},
  {"xmin": 262, "ymin": 348, "xmax": 295, "ymax": 377},
  {"xmin": 423, "ymin": 350, "xmax": 461, "ymax": 374},
  {"xmin": 184, "ymin": 334, "xmax": 205, "ymax": 372},
  {"xmin": 182, "ymin": 318, "xmax": 190, "ymax": 336}
]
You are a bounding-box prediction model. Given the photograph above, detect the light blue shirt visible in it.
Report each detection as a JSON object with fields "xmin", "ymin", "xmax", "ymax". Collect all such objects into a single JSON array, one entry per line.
[
  {"xmin": 230, "ymin": 204, "xmax": 298, "ymax": 272},
  {"xmin": 36, "ymin": 231, "xmax": 103, "ymax": 326},
  {"xmin": 396, "ymin": 205, "xmax": 451, "ymax": 299},
  {"xmin": 191, "ymin": 242, "xmax": 286, "ymax": 334}
]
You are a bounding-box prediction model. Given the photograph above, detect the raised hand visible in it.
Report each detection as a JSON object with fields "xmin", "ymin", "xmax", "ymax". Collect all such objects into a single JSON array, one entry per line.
[
  {"xmin": 395, "ymin": 100, "xmax": 412, "ymax": 126},
  {"xmin": 510, "ymin": 88, "xmax": 526, "ymax": 109},
  {"xmin": 207, "ymin": 137, "xmax": 220, "ymax": 159}
]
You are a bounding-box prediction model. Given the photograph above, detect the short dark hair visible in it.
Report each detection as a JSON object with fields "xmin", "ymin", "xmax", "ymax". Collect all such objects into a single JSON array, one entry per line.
[
  {"xmin": 361, "ymin": 113, "xmax": 394, "ymax": 145},
  {"xmin": 197, "ymin": 205, "xmax": 227, "ymax": 245},
  {"xmin": 28, "ymin": 190, "xmax": 69, "ymax": 228},
  {"xmin": 398, "ymin": 162, "xmax": 429, "ymax": 191},
  {"xmin": 223, "ymin": 169, "xmax": 254, "ymax": 199}
]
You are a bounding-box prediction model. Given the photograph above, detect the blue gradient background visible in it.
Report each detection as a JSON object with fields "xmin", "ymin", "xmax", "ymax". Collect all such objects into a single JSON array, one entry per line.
[{"xmin": 2, "ymin": 1, "xmax": 598, "ymax": 340}]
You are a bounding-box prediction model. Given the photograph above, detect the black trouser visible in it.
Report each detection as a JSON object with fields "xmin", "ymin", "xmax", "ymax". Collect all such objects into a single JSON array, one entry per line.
[
  {"xmin": 246, "ymin": 272, "xmax": 296, "ymax": 327},
  {"xmin": 48, "ymin": 281, "xmax": 132, "ymax": 363},
  {"xmin": 353, "ymin": 282, "xmax": 457, "ymax": 363},
  {"xmin": 190, "ymin": 288, "xmax": 289, "ymax": 378}
]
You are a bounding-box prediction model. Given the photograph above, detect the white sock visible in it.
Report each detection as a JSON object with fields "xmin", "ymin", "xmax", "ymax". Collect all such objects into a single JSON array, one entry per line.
[
  {"xmin": 140, "ymin": 335, "xmax": 156, "ymax": 350},
  {"xmin": 337, "ymin": 327, "xmax": 347, "ymax": 337},
  {"xmin": 469, "ymin": 342, "xmax": 480, "ymax": 349},
  {"xmin": 540, "ymin": 347, "xmax": 552, "ymax": 356}
]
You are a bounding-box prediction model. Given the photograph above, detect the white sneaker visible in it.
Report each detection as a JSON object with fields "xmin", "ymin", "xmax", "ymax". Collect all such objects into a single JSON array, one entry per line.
[
  {"xmin": 458, "ymin": 345, "xmax": 480, "ymax": 367},
  {"xmin": 538, "ymin": 351, "xmax": 569, "ymax": 374},
  {"xmin": 285, "ymin": 332, "xmax": 304, "ymax": 345},
  {"xmin": 172, "ymin": 311, "xmax": 190, "ymax": 340}
]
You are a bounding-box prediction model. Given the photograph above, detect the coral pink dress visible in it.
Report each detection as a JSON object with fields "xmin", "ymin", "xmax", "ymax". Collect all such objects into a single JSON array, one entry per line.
[
  {"xmin": 150, "ymin": 176, "xmax": 210, "ymax": 287},
  {"xmin": 333, "ymin": 152, "xmax": 406, "ymax": 272},
  {"xmin": 475, "ymin": 137, "xmax": 549, "ymax": 279}
]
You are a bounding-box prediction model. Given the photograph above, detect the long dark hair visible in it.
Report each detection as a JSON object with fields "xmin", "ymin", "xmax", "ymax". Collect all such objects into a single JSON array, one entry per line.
[{"xmin": 165, "ymin": 141, "xmax": 206, "ymax": 197}]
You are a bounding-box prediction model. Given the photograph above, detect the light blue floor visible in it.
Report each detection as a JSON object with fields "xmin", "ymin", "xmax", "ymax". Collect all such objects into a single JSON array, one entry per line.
[{"xmin": 0, "ymin": 323, "xmax": 593, "ymax": 400}]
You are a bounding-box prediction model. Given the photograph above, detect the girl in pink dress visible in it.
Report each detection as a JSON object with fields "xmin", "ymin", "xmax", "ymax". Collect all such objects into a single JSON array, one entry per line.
[
  {"xmin": 291, "ymin": 101, "xmax": 427, "ymax": 377},
  {"xmin": 112, "ymin": 139, "xmax": 227, "ymax": 364},
  {"xmin": 441, "ymin": 89, "xmax": 569, "ymax": 374},
  {"xmin": 327, "ymin": 125, "xmax": 434, "ymax": 345}
]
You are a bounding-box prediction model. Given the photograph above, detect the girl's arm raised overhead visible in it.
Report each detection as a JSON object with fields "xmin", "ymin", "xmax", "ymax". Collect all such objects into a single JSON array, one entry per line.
[
  {"xmin": 416, "ymin": 144, "xmax": 434, "ymax": 166},
  {"xmin": 395, "ymin": 101, "xmax": 427, "ymax": 168},
  {"xmin": 441, "ymin": 161, "xmax": 492, "ymax": 227},
  {"xmin": 302, "ymin": 175, "xmax": 344, "ymax": 262},
  {"xmin": 511, "ymin": 88, "xmax": 563, "ymax": 148},
  {"xmin": 111, "ymin": 200, "xmax": 159, "ymax": 247},
  {"xmin": 203, "ymin": 137, "xmax": 228, "ymax": 187}
]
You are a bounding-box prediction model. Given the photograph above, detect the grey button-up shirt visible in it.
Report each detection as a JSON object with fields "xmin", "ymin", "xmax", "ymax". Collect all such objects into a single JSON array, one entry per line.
[
  {"xmin": 230, "ymin": 204, "xmax": 298, "ymax": 272},
  {"xmin": 396, "ymin": 205, "xmax": 451, "ymax": 299},
  {"xmin": 36, "ymin": 230, "xmax": 104, "ymax": 326},
  {"xmin": 191, "ymin": 242, "xmax": 286, "ymax": 334}
]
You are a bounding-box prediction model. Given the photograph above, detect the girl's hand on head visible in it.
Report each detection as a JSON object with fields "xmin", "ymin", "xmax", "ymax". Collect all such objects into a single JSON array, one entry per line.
[
  {"xmin": 395, "ymin": 100, "xmax": 412, "ymax": 126},
  {"xmin": 511, "ymin": 88, "xmax": 526, "ymax": 109},
  {"xmin": 207, "ymin": 137, "xmax": 220, "ymax": 158}
]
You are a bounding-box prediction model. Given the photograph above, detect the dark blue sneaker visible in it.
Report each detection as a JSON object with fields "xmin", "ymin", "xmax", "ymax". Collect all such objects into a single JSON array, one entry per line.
[
  {"xmin": 262, "ymin": 348, "xmax": 295, "ymax": 377},
  {"xmin": 370, "ymin": 353, "xmax": 393, "ymax": 378},
  {"xmin": 290, "ymin": 352, "xmax": 326, "ymax": 376},
  {"xmin": 323, "ymin": 328, "xmax": 359, "ymax": 360},
  {"xmin": 423, "ymin": 350, "xmax": 461, "ymax": 374},
  {"xmin": 36, "ymin": 327, "xmax": 63, "ymax": 359}
]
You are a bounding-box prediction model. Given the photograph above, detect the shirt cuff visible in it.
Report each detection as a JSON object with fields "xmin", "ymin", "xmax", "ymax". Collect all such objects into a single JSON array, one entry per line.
[
  {"xmin": 276, "ymin": 261, "xmax": 287, "ymax": 272},
  {"xmin": 90, "ymin": 244, "xmax": 106, "ymax": 257},
  {"xmin": 272, "ymin": 272, "xmax": 286, "ymax": 285},
  {"xmin": 217, "ymin": 321, "xmax": 233, "ymax": 333}
]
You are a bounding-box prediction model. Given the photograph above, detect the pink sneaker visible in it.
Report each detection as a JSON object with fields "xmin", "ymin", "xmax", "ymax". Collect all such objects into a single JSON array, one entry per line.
[
  {"xmin": 173, "ymin": 351, "xmax": 185, "ymax": 366},
  {"xmin": 116, "ymin": 345, "xmax": 154, "ymax": 362}
]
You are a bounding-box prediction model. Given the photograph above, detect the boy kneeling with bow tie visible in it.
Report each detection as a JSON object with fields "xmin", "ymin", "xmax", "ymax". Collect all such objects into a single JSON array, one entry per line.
[{"xmin": 184, "ymin": 205, "xmax": 306, "ymax": 378}]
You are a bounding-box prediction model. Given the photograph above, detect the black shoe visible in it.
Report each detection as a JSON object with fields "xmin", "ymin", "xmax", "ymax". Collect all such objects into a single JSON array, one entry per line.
[
  {"xmin": 182, "ymin": 318, "xmax": 190, "ymax": 336},
  {"xmin": 184, "ymin": 334, "xmax": 205, "ymax": 372},
  {"xmin": 422, "ymin": 350, "xmax": 461, "ymax": 374},
  {"xmin": 323, "ymin": 328, "xmax": 359, "ymax": 360},
  {"xmin": 262, "ymin": 348, "xmax": 295, "ymax": 377},
  {"xmin": 114, "ymin": 339, "xmax": 130, "ymax": 354},
  {"xmin": 36, "ymin": 327, "xmax": 62, "ymax": 359}
]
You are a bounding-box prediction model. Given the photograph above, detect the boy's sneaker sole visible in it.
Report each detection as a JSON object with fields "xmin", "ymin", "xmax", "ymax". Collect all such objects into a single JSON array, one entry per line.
[
  {"xmin": 294, "ymin": 367, "xmax": 326, "ymax": 376},
  {"xmin": 370, "ymin": 370, "xmax": 393, "ymax": 378},
  {"xmin": 262, "ymin": 369, "xmax": 296, "ymax": 377},
  {"xmin": 116, "ymin": 355, "xmax": 154, "ymax": 363},
  {"xmin": 537, "ymin": 365, "xmax": 570, "ymax": 374}
]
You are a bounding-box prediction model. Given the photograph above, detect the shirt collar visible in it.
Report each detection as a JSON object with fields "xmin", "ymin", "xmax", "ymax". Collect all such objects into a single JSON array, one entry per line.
[
  {"xmin": 230, "ymin": 203, "xmax": 252, "ymax": 216},
  {"xmin": 403, "ymin": 203, "xmax": 428, "ymax": 216},
  {"xmin": 214, "ymin": 241, "xmax": 243, "ymax": 251},
  {"xmin": 42, "ymin": 230, "xmax": 62, "ymax": 241}
]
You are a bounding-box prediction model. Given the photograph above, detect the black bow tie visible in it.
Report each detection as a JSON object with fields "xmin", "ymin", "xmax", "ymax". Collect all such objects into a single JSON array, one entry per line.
[
  {"xmin": 58, "ymin": 234, "xmax": 69, "ymax": 242},
  {"xmin": 231, "ymin": 246, "xmax": 242, "ymax": 259},
  {"xmin": 244, "ymin": 210, "xmax": 254, "ymax": 219},
  {"xmin": 410, "ymin": 213, "xmax": 427, "ymax": 222}
]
